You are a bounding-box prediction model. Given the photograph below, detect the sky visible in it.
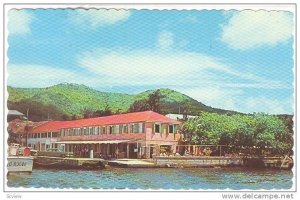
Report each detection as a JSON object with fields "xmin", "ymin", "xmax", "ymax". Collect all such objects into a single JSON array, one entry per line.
[{"xmin": 7, "ymin": 9, "xmax": 294, "ymax": 114}]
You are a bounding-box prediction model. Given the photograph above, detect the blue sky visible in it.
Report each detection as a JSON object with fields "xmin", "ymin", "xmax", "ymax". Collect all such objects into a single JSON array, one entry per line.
[{"xmin": 7, "ymin": 9, "xmax": 294, "ymax": 114}]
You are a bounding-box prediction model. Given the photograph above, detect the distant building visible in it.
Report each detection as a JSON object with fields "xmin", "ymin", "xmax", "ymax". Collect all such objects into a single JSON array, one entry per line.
[
  {"xmin": 8, "ymin": 111, "xmax": 183, "ymax": 159},
  {"xmin": 165, "ymin": 113, "xmax": 196, "ymax": 121},
  {"xmin": 7, "ymin": 110, "xmax": 26, "ymax": 122},
  {"xmin": 7, "ymin": 119, "xmax": 45, "ymax": 146}
]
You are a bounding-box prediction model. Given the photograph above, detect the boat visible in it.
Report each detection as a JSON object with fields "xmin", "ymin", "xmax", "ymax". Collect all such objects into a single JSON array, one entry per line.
[{"xmin": 7, "ymin": 143, "xmax": 33, "ymax": 173}]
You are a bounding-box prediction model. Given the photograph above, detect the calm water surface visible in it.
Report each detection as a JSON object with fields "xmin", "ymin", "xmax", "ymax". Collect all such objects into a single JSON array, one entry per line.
[{"xmin": 7, "ymin": 167, "xmax": 293, "ymax": 190}]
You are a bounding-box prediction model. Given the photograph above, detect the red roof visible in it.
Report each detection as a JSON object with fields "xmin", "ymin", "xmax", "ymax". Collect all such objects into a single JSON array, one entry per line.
[
  {"xmin": 8, "ymin": 119, "xmax": 47, "ymax": 134},
  {"xmin": 31, "ymin": 111, "xmax": 180, "ymax": 133},
  {"xmin": 31, "ymin": 121, "xmax": 65, "ymax": 133}
]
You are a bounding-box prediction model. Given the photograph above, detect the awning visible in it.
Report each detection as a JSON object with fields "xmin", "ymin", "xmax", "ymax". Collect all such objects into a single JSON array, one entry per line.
[{"xmin": 54, "ymin": 140, "xmax": 130, "ymax": 144}]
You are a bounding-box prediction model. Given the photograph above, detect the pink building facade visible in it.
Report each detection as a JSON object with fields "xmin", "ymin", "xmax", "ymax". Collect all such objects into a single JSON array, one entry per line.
[{"xmin": 11, "ymin": 111, "xmax": 183, "ymax": 159}]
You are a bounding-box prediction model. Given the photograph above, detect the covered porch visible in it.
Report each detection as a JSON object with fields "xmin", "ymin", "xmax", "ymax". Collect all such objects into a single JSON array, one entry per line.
[{"xmin": 55, "ymin": 140, "xmax": 146, "ymax": 159}]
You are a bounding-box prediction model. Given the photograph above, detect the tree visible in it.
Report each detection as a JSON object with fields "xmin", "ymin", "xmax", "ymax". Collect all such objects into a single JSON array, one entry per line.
[
  {"xmin": 128, "ymin": 89, "xmax": 165, "ymax": 113},
  {"xmin": 181, "ymin": 112, "xmax": 293, "ymax": 156},
  {"xmin": 93, "ymin": 107, "xmax": 113, "ymax": 117},
  {"xmin": 129, "ymin": 99, "xmax": 150, "ymax": 112},
  {"xmin": 148, "ymin": 89, "xmax": 164, "ymax": 113},
  {"xmin": 83, "ymin": 109, "xmax": 94, "ymax": 119}
]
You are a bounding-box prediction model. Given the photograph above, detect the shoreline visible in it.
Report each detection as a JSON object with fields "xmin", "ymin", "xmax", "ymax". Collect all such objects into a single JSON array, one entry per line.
[{"xmin": 31, "ymin": 155, "xmax": 293, "ymax": 170}]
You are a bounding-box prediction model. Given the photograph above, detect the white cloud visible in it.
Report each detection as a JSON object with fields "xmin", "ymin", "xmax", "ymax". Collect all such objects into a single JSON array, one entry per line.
[
  {"xmin": 8, "ymin": 9, "xmax": 33, "ymax": 35},
  {"xmin": 7, "ymin": 62, "xmax": 293, "ymax": 114},
  {"xmin": 7, "ymin": 64, "xmax": 80, "ymax": 88},
  {"xmin": 182, "ymin": 87, "xmax": 242, "ymax": 111},
  {"xmin": 77, "ymin": 48, "xmax": 240, "ymax": 87},
  {"xmin": 221, "ymin": 10, "xmax": 294, "ymax": 50},
  {"xmin": 243, "ymin": 96, "xmax": 293, "ymax": 114},
  {"xmin": 68, "ymin": 9, "xmax": 130, "ymax": 28},
  {"xmin": 157, "ymin": 31, "xmax": 174, "ymax": 50},
  {"xmin": 77, "ymin": 47, "xmax": 288, "ymax": 88}
]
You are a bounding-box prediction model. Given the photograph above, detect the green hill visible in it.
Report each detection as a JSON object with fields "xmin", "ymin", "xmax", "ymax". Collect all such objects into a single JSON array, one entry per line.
[{"xmin": 7, "ymin": 83, "xmax": 239, "ymax": 121}]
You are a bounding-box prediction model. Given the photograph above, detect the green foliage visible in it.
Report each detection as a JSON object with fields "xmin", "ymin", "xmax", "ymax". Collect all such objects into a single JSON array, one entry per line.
[
  {"xmin": 8, "ymin": 83, "xmax": 239, "ymax": 121},
  {"xmin": 8, "ymin": 83, "xmax": 135, "ymax": 120},
  {"xmin": 129, "ymin": 99, "xmax": 150, "ymax": 112},
  {"xmin": 148, "ymin": 89, "xmax": 164, "ymax": 113},
  {"xmin": 130, "ymin": 89, "xmax": 165, "ymax": 113},
  {"xmin": 182, "ymin": 112, "xmax": 293, "ymax": 155}
]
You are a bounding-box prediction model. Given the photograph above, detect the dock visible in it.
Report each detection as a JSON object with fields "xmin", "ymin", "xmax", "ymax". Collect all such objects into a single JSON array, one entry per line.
[
  {"xmin": 33, "ymin": 156, "xmax": 293, "ymax": 170},
  {"xmin": 108, "ymin": 159, "xmax": 156, "ymax": 168},
  {"xmin": 153, "ymin": 156, "xmax": 243, "ymax": 168},
  {"xmin": 34, "ymin": 156, "xmax": 107, "ymax": 169}
]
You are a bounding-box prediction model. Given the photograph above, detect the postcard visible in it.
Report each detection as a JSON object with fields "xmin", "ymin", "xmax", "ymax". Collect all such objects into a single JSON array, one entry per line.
[{"xmin": 1, "ymin": 2, "xmax": 297, "ymax": 199}]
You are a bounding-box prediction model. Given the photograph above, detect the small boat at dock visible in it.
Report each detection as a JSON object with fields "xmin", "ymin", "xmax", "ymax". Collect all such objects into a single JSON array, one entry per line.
[{"xmin": 7, "ymin": 143, "xmax": 33, "ymax": 173}]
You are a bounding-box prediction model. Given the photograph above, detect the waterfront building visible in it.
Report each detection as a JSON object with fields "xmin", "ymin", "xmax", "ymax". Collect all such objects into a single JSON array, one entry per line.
[
  {"xmin": 7, "ymin": 119, "xmax": 46, "ymax": 147},
  {"xmin": 28, "ymin": 121, "xmax": 63, "ymax": 151},
  {"xmin": 165, "ymin": 113, "xmax": 196, "ymax": 121},
  {"xmin": 7, "ymin": 110, "xmax": 26, "ymax": 122},
  {"xmin": 8, "ymin": 111, "xmax": 182, "ymax": 159}
]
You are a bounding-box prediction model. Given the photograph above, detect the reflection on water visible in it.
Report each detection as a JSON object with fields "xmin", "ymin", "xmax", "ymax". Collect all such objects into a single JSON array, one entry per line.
[{"xmin": 7, "ymin": 167, "xmax": 293, "ymax": 190}]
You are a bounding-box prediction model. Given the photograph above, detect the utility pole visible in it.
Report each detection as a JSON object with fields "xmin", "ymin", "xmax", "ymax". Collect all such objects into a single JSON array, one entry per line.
[{"xmin": 25, "ymin": 108, "xmax": 29, "ymax": 147}]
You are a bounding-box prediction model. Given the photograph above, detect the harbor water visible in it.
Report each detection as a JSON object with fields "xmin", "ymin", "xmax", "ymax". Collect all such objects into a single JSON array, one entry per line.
[{"xmin": 7, "ymin": 167, "xmax": 293, "ymax": 190}]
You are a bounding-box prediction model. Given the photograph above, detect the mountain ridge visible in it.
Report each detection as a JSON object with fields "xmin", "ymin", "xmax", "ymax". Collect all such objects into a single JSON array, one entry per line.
[{"xmin": 8, "ymin": 83, "xmax": 240, "ymax": 121}]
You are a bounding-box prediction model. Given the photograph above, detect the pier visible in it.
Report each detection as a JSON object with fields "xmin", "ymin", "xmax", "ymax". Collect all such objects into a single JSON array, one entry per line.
[
  {"xmin": 108, "ymin": 159, "xmax": 156, "ymax": 168},
  {"xmin": 33, "ymin": 155, "xmax": 293, "ymax": 170},
  {"xmin": 34, "ymin": 156, "xmax": 107, "ymax": 169}
]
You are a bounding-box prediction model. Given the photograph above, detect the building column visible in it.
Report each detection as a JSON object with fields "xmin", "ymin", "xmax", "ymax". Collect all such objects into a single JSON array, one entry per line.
[
  {"xmin": 193, "ymin": 145, "xmax": 196, "ymax": 155},
  {"xmin": 116, "ymin": 144, "xmax": 119, "ymax": 159},
  {"xmin": 126, "ymin": 143, "xmax": 130, "ymax": 158},
  {"xmin": 145, "ymin": 145, "xmax": 150, "ymax": 159},
  {"xmin": 172, "ymin": 145, "xmax": 176, "ymax": 154},
  {"xmin": 107, "ymin": 144, "xmax": 110, "ymax": 156}
]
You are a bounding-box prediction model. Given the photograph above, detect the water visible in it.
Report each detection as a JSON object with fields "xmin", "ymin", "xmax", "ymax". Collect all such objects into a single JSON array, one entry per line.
[{"xmin": 7, "ymin": 167, "xmax": 293, "ymax": 190}]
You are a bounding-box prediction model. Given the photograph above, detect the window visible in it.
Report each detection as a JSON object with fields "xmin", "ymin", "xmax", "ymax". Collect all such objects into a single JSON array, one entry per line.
[
  {"xmin": 84, "ymin": 127, "xmax": 88, "ymax": 135},
  {"xmin": 92, "ymin": 127, "xmax": 95, "ymax": 135},
  {"xmin": 155, "ymin": 124, "xmax": 161, "ymax": 133},
  {"xmin": 102, "ymin": 127, "xmax": 106, "ymax": 135},
  {"xmin": 70, "ymin": 129, "xmax": 74, "ymax": 136},
  {"xmin": 115, "ymin": 125, "xmax": 120, "ymax": 134},
  {"xmin": 129, "ymin": 123, "xmax": 140, "ymax": 133},
  {"xmin": 60, "ymin": 129, "xmax": 65, "ymax": 137},
  {"xmin": 122, "ymin": 124, "xmax": 128, "ymax": 133},
  {"xmin": 119, "ymin": 125, "xmax": 123, "ymax": 134},
  {"xmin": 108, "ymin": 125, "xmax": 119, "ymax": 134},
  {"xmin": 52, "ymin": 132, "xmax": 58, "ymax": 138},
  {"xmin": 133, "ymin": 124, "xmax": 139, "ymax": 133},
  {"xmin": 169, "ymin": 124, "xmax": 174, "ymax": 134},
  {"xmin": 130, "ymin": 124, "xmax": 133, "ymax": 133},
  {"xmin": 89, "ymin": 127, "xmax": 93, "ymax": 135},
  {"xmin": 47, "ymin": 132, "xmax": 51, "ymax": 138},
  {"xmin": 95, "ymin": 127, "xmax": 99, "ymax": 135},
  {"xmin": 138, "ymin": 123, "xmax": 145, "ymax": 133},
  {"xmin": 80, "ymin": 128, "xmax": 84, "ymax": 135}
]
